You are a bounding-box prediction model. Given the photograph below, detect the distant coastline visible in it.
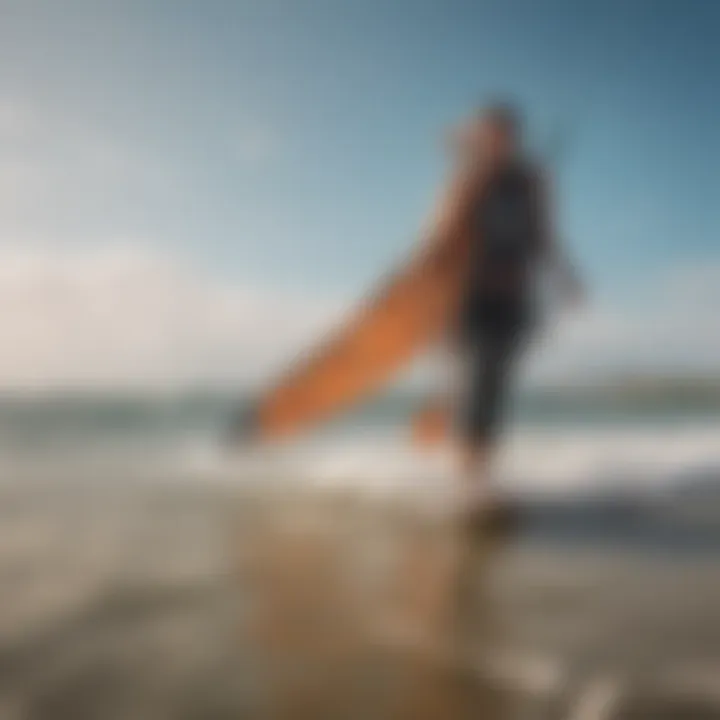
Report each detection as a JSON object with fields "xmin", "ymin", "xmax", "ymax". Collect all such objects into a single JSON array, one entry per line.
[{"xmin": 1, "ymin": 372, "xmax": 720, "ymax": 402}]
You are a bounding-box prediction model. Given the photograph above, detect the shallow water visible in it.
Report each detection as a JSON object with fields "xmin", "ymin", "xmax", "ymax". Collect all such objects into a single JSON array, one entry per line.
[{"xmin": 1, "ymin": 480, "xmax": 720, "ymax": 719}]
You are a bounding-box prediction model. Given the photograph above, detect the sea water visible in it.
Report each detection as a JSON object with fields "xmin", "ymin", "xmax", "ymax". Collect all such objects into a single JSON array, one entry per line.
[
  {"xmin": 3, "ymin": 386, "xmax": 718, "ymax": 545},
  {"xmin": 1, "ymin": 387, "xmax": 719, "ymax": 718}
]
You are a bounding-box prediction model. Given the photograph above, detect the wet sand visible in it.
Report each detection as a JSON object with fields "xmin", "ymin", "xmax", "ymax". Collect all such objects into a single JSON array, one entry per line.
[{"xmin": 1, "ymin": 480, "xmax": 719, "ymax": 719}]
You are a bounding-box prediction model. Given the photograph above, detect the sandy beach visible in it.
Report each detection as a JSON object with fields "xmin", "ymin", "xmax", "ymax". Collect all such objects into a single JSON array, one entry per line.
[{"xmin": 1, "ymin": 478, "xmax": 719, "ymax": 719}]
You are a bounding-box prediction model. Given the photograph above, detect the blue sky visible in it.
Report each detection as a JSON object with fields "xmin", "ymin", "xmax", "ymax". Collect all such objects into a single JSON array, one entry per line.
[{"xmin": 0, "ymin": 0, "xmax": 718, "ymax": 387}]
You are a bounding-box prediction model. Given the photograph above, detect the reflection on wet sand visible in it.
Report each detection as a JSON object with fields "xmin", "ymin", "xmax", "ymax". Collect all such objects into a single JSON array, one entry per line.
[
  {"xmin": 238, "ymin": 492, "xmax": 516, "ymax": 719},
  {"xmin": 3, "ymin": 482, "xmax": 720, "ymax": 718}
]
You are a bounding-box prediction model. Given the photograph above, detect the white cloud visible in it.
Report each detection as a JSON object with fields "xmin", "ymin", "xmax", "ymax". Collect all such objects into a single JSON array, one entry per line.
[
  {"xmin": 0, "ymin": 242, "xmax": 716, "ymax": 393},
  {"xmin": 0, "ymin": 243, "xmax": 342, "ymax": 391},
  {"xmin": 528, "ymin": 261, "xmax": 720, "ymax": 383}
]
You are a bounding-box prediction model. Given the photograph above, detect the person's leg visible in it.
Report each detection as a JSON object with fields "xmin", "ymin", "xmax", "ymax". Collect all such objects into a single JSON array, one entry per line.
[
  {"xmin": 443, "ymin": 336, "xmax": 516, "ymax": 671},
  {"xmin": 457, "ymin": 333, "xmax": 513, "ymax": 510},
  {"xmin": 458, "ymin": 439, "xmax": 492, "ymax": 507}
]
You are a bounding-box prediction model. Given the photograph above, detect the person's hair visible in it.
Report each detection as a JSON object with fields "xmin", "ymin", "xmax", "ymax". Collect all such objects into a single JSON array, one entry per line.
[{"xmin": 481, "ymin": 101, "xmax": 523, "ymax": 140}]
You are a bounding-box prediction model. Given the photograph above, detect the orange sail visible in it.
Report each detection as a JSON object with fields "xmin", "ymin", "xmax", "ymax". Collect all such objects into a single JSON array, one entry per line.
[{"xmin": 234, "ymin": 231, "xmax": 469, "ymax": 442}]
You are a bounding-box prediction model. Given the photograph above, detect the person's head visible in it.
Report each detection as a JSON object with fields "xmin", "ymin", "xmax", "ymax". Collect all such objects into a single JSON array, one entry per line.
[{"xmin": 475, "ymin": 102, "xmax": 523, "ymax": 162}]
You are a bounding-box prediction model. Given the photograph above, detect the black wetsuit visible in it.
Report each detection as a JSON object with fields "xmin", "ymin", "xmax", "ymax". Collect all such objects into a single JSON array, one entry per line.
[{"xmin": 456, "ymin": 159, "xmax": 543, "ymax": 443}]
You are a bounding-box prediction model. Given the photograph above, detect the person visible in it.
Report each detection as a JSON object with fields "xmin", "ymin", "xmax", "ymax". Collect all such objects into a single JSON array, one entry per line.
[{"xmin": 428, "ymin": 102, "xmax": 583, "ymax": 524}]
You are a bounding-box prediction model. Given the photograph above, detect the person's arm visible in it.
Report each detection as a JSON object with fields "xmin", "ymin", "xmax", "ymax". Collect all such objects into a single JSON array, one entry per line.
[{"xmin": 536, "ymin": 167, "xmax": 584, "ymax": 305}]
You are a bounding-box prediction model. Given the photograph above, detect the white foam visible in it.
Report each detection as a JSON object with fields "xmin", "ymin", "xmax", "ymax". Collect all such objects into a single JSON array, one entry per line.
[
  {"xmin": 218, "ymin": 421, "xmax": 720, "ymax": 498},
  {"xmin": 8, "ymin": 419, "xmax": 716, "ymax": 500}
]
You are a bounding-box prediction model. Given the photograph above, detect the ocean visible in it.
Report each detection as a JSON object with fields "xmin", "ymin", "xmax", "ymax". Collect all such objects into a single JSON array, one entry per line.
[
  {"xmin": 1, "ymin": 386, "xmax": 720, "ymax": 718},
  {"xmin": 4, "ymin": 386, "xmax": 719, "ymax": 532}
]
